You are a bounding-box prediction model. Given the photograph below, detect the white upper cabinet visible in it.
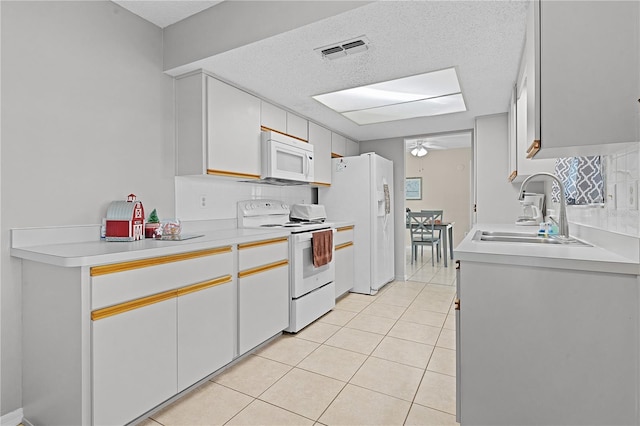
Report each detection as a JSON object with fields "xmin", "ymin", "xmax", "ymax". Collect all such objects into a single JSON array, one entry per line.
[
  {"xmin": 331, "ymin": 132, "xmax": 347, "ymax": 157},
  {"xmin": 260, "ymin": 101, "xmax": 308, "ymax": 141},
  {"xmin": 207, "ymin": 77, "xmax": 262, "ymax": 178},
  {"xmin": 508, "ymin": 85, "xmax": 518, "ymax": 181},
  {"xmin": 531, "ymin": 0, "xmax": 640, "ymax": 158},
  {"xmin": 175, "ymin": 72, "xmax": 261, "ymax": 179},
  {"xmin": 261, "ymin": 101, "xmax": 287, "ymax": 133},
  {"xmin": 309, "ymin": 122, "xmax": 332, "ymax": 185},
  {"xmin": 346, "ymin": 138, "xmax": 359, "ymax": 156},
  {"xmin": 286, "ymin": 113, "xmax": 309, "ymax": 141}
]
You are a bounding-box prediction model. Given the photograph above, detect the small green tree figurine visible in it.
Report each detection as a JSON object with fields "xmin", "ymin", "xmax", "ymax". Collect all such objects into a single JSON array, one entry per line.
[
  {"xmin": 148, "ymin": 209, "xmax": 160, "ymax": 223},
  {"xmin": 145, "ymin": 209, "xmax": 161, "ymax": 238}
]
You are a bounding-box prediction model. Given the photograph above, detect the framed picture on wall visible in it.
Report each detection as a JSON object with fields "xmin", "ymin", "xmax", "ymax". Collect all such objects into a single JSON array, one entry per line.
[{"xmin": 405, "ymin": 177, "xmax": 422, "ymax": 200}]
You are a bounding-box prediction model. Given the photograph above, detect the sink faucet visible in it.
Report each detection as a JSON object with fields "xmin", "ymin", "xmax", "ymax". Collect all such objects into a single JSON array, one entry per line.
[{"xmin": 518, "ymin": 172, "xmax": 569, "ymax": 238}]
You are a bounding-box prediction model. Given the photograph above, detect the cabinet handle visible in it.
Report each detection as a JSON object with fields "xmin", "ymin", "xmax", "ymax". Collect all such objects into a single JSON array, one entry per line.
[
  {"xmin": 238, "ymin": 237, "xmax": 288, "ymax": 250},
  {"xmin": 260, "ymin": 126, "xmax": 308, "ymax": 143},
  {"xmin": 455, "ymin": 298, "xmax": 461, "ymax": 311},
  {"xmin": 92, "ymin": 288, "xmax": 177, "ymax": 321},
  {"xmin": 337, "ymin": 226, "xmax": 354, "ymax": 232},
  {"xmin": 90, "ymin": 246, "xmax": 232, "ymax": 276},
  {"xmin": 177, "ymin": 275, "xmax": 232, "ymax": 297},
  {"xmin": 526, "ymin": 140, "xmax": 541, "ymax": 158},
  {"xmin": 207, "ymin": 169, "xmax": 260, "ymax": 179},
  {"xmin": 335, "ymin": 242, "xmax": 354, "ymax": 251},
  {"xmin": 238, "ymin": 259, "xmax": 288, "ymax": 278}
]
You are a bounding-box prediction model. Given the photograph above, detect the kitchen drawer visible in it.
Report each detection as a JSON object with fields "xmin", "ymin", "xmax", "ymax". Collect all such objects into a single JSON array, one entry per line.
[
  {"xmin": 238, "ymin": 237, "xmax": 288, "ymax": 271},
  {"xmin": 91, "ymin": 247, "xmax": 232, "ymax": 309},
  {"xmin": 334, "ymin": 226, "xmax": 354, "ymax": 246}
]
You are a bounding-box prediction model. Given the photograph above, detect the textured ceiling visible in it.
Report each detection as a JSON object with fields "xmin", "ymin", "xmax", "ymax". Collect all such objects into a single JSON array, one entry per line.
[{"xmin": 197, "ymin": 1, "xmax": 528, "ymax": 142}]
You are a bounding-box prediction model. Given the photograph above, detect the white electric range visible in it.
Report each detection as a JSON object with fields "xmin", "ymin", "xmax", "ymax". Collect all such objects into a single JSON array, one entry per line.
[{"xmin": 237, "ymin": 200, "xmax": 335, "ymax": 332}]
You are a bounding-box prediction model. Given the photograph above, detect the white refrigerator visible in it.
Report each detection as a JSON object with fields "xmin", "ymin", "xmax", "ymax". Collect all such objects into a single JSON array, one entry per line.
[{"xmin": 319, "ymin": 153, "xmax": 395, "ymax": 295}]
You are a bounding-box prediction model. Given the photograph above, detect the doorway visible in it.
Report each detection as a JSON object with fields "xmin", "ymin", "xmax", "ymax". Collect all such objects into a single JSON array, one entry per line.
[{"xmin": 404, "ymin": 131, "xmax": 473, "ymax": 278}]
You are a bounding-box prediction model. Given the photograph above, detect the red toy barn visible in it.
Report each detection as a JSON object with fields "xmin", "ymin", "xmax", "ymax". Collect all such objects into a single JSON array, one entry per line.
[{"xmin": 105, "ymin": 194, "xmax": 145, "ymax": 242}]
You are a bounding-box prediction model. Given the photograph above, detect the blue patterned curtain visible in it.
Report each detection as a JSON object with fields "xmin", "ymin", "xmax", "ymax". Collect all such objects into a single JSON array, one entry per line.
[{"xmin": 551, "ymin": 156, "xmax": 604, "ymax": 205}]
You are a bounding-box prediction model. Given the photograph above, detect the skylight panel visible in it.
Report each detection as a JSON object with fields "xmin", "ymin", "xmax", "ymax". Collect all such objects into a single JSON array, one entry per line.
[{"xmin": 312, "ymin": 67, "xmax": 466, "ymax": 124}]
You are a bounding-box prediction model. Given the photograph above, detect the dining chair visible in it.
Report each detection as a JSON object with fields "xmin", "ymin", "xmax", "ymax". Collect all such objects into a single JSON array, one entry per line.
[
  {"xmin": 408, "ymin": 212, "xmax": 441, "ymax": 266},
  {"xmin": 420, "ymin": 209, "xmax": 443, "ymax": 239}
]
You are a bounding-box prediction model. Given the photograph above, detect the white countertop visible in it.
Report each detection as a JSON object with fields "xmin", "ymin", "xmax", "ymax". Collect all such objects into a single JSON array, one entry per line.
[
  {"xmin": 455, "ymin": 224, "xmax": 639, "ymax": 275},
  {"xmin": 11, "ymin": 227, "xmax": 291, "ymax": 268}
]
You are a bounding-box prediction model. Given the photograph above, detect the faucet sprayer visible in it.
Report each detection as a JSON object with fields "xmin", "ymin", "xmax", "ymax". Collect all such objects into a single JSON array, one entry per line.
[{"xmin": 518, "ymin": 172, "xmax": 569, "ymax": 238}]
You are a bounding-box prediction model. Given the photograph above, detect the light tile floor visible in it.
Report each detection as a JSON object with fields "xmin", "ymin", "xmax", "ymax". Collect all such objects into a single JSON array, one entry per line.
[{"xmin": 141, "ymin": 251, "xmax": 458, "ymax": 426}]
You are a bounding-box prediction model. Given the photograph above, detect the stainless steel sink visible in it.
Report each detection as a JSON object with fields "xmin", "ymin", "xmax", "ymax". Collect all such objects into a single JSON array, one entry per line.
[{"xmin": 472, "ymin": 230, "xmax": 591, "ymax": 246}]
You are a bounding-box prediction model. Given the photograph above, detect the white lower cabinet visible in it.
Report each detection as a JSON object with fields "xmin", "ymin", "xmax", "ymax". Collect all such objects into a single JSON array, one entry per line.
[
  {"xmin": 177, "ymin": 275, "xmax": 235, "ymax": 391},
  {"xmin": 238, "ymin": 237, "xmax": 290, "ymax": 354},
  {"xmin": 92, "ymin": 297, "xmax": 177, "ymax": 426},
  {"xmin": 334, "ymin": 226, "xmax": 354, "ymax": 298},
  {"xmin": 21, "ymin": 236, "xmax": 293, "ymax": 425},
  {"xmin": 457, "ymin": 260, "xmax": 639, "ymax": 425},
  {"xmin": 238, "ymin": 264, "xmax": 289, "ymax": 353},
  {"xmin": 91, "ymin": 247, "xmax": 234, "ymax": 425}
]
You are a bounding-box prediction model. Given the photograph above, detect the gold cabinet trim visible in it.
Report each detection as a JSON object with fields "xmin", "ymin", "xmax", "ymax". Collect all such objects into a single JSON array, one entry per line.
[
  {"xmin": 331, "ymin": 153, "xmax": 343, "ymax": 158},
  {"xmin": 207, "ymin": 169, "xmax": 261, "ymax": 179},
  {"xmin": 508, "ymin": 170, "xmax": 518, "ymax": 182},
  {"xmin": 238, "ymin": 237, "xmax": 288, "ymax": 250},
  {"xmin": 90, "ymin": 247, "xmax": 233, "ymax": 276},
  {"xmin": 335, "ymin": 242, "xmax": 354, "ymax": 251},
  {"xmin": 238, "ymin": 259, "xmax": 288, "ymax": 279},
  {"xmin": 337, "ymin": 226, "xmax": 354, "ymax": 232},
  {"xmin": 91, "ymin": 289, "xmax": 177, "ymax": 321},
  {"xmin": 260, "ymin": 126, "xmax": 308, "ymax": 143},
  {"xmin": 312, "ymin": 182, "xmax": 331, "ymax": 187},
  {"xmin": 177, "ymin": 274, "xmax": 232, "ymax": 297},
  {"xmin": 526, "ymin": 140, "xmax": 541, "ymax": 159}
]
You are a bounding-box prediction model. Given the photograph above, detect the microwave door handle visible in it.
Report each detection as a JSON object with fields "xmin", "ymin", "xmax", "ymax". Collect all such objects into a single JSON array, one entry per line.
[{"xmin": 304, "ymin": 154, "xmax": 309, "ymax": 178}]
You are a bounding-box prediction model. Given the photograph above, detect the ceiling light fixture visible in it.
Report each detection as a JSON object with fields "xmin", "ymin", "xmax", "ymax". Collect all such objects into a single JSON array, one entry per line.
[
  {"xmin": 411, "ymin": 141, "xmax": 428, "ymax": 157},
  {"xmin": 312, "ymin": 67, "xmax": 466, "ymax": 125}
]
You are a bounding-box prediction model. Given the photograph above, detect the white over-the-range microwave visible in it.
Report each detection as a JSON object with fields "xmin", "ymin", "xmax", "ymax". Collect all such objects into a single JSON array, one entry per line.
[{"xmin": 261, "ymin": 131, "xmax": 314, "ymax": 184}]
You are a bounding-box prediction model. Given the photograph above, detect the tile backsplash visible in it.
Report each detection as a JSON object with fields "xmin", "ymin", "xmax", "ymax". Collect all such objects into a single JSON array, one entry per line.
[
  {"xmin": 565, "ymin": 142, "xmax": 640, "ymax": 236},
  {"xmin": 175, "ymin": 176, "xmax": 314, "ymax": 223}
]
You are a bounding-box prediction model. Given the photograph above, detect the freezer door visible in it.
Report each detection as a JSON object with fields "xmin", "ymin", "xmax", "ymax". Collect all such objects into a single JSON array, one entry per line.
[{"xmin": 370, "ymin": 154, "xmax": 395, "ymax": 290}]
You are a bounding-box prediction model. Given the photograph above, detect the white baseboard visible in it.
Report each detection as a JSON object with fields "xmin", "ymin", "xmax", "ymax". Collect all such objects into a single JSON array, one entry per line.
[{"xmin": 1, "ymin": 408, "xmax": 23, "ymax": 426}]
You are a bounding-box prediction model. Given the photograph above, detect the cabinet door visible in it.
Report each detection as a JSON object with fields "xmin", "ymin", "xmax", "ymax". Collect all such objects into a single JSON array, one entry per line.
[
  {"xmin": 507, "ymin": 85, "xmax": 517, "ymax": 182},
  {"xmin": 309, "ymin": 122, "xmax": 332, "ymax": 185},
  {"xmin": 538, "ymin": 0, "xmax": 640, "ymax": 156},
  {"xmin": 238, "ymin": 262, "xmax": 289, "ymax": 354},
  {"xmin": 331, "ymin": 132, "xmax": 347, "ymax": 157},
  {"xmin": 345, "ymin": 138, "xmax": 359, "ymax": 156},
  {"xmin": 334, "ymin": 242, "xmax": 354, "ymax": 298},
  {"xmin": 177, "ymin": 276, "xmax": 235, "ymax": 391},
  {"xmin": 261, "ymin": 101, "xmax": 287, "ymax": 133},
  {"xmin": 287, "ymin": 113, "xmax": 309, "ymax": 141},
  {"xmin": 92, "ymin": 296, "xmax": 177, "ymax": 426},
  {"xmin": 207, "ymin": 76, "xmax": 262, "ymax": 178}
]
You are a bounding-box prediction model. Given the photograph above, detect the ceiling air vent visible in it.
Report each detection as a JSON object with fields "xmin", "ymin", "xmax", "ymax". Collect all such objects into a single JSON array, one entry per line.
[{"xmin": 315, "ymin": 36, "xmax": 370, "ymax": 60}]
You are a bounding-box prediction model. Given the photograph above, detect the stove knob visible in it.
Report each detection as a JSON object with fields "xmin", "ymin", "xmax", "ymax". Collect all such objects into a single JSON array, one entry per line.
[
  {"xmin": 250, "ymin": 203, "xmax": 256, "ymax": 210},
  {"xmin": 282, "ymin": 203, "xmax": 288, "ymax": 210}
]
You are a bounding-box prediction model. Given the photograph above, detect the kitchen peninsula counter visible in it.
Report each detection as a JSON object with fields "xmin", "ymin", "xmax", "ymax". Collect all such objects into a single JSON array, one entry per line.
[
  {"xmin": 11, "ymin": 226, "xmax": 290, "ymax": 267},
  {"xmin": 455, "ymin": 224, "xmax": 639, "ymax": 275}
]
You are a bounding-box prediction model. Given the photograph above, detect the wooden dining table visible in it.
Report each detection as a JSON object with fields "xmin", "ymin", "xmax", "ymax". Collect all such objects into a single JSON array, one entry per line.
[{"xmin": 407, "ymin": 221, "xmax": 455, "ymax": 267}]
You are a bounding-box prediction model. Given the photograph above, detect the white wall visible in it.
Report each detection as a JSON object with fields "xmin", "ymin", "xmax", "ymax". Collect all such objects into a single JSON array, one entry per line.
[
  {"xmin": 1, "ymin": 1, "xmax": 173, "ymax": 415},
  {"xmin": 175, "ymin": 176, "xmax": 313, "ymax": 222},
  {"xmin": 566, "ymin": 143, "xmax": 640, "ymax": 236},
  {"xmin": 358, "ymin": 138, "xmax": 406, "ymax": 281},
  {"xmin": 406, "ymin": 148, "xmax": 471, "ymax": 246}
]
